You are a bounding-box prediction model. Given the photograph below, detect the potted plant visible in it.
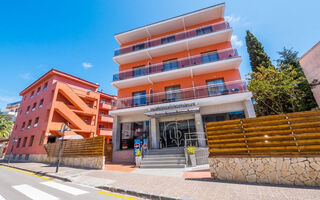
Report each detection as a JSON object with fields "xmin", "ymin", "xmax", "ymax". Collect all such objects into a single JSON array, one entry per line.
[
  {"xmin": 135, "ymin": 149, "xmax": 142, "ymax": 167},
  {"xmin": 187, "ymin": 145, "xmax": 196, "ymax": 167}
]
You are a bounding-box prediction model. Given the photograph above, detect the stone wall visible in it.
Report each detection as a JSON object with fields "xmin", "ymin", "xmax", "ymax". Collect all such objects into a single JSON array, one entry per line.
[
  {"xmin": 5, "ymin": 154, "xmax": 105, "ymax": 169},
  {"xmin": 112, "ymin": 149, "xmax": 134, "ymax": 164},
  {"xmin": 209, "ymin": 156, "xmax": 320, "ymax": 186}
]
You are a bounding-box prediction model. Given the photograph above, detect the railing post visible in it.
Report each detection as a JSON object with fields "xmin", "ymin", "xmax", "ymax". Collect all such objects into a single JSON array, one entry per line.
[
  {"xmin": 286, "ymin": 116, "xmax": 300, "ymax": 153},
  {"xmin": 240, "ymin": 120, "xmax": 249, "ymax": 154}
]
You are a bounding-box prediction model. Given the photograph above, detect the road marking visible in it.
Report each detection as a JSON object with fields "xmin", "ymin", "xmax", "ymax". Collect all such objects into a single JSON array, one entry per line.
[
  {"xmin": 41, "ymin": 181, "xmax": 88, "ymax": 196},
  {"xmin": 98, "ymin": 191, "xmax": 140, "ymax": 200},
  {"xmin": 0, "ymin": 195, "xmax": 6, "ymax": 200},
  {"xmin": 12, "ymin": 184, "xmax": 58, "ymax": 200},
  {"xmin": 0, "ymin": 165, "xmax": 51, "ymax": 181}
]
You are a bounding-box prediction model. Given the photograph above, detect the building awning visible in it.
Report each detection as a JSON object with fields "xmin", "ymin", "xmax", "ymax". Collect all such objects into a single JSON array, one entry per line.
[
  {"xmin": 144, "ymin": 102, "xmax": 200, "ymax": 117},
  {"xmin": 60, "ymin": 135, "xmax": 84, "ymax": 140}
]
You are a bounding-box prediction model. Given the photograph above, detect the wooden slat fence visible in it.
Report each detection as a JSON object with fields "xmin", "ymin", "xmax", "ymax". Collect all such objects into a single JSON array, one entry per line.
[
  {"xmin": 44, "ymin": 136, "xmax": 105, "ymax": 157},
  {"xmin": 206, "ymin": 110, "xmax": 320, "ymax": 156}
]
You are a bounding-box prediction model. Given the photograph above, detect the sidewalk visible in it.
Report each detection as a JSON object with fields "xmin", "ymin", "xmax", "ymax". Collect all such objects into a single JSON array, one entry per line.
[{"xmin": 1, "ymin": 161, "xmax": 320, "ymax": 200}]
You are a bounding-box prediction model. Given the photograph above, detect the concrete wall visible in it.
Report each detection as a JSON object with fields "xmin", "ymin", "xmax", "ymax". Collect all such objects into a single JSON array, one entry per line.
[
  {"xmin": 209, "ymin": 156, "xmax": 320, "ymax": 186},
  {"xmin": 299, "ymin": 42, "xmax": 320, "ymax": 107},
  {"xmin": 5, "ymin": 154, "xmax": 105, "ymax": 169}
]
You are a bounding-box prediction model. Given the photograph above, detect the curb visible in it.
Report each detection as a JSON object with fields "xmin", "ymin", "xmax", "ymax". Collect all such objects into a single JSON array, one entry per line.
[
  {"xmin": 97, "ymin": 186, "xmax": 183, "ymax": 200},
  {"xmin": 0, "ymin": 163, "xmax": 72, "ymax": 182},
  {"xmin": 0, "ymin": 163, "xmax": 185, "ymax": 200}
]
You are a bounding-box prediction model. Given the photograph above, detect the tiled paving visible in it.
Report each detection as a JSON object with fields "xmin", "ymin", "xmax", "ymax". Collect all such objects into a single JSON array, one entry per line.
[
  {"xmin": 104, "ymin": 163, "xmax": 136, "ymax": 173},
  {"xmin": 2, "ymin": 161, "xmax": 320, "ymax": 200}
]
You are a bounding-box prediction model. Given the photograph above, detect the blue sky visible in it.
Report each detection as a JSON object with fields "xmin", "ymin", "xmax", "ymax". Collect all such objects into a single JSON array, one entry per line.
[{"xmin": 0, "ymin": 0, "xmax": 319, "ymax": 110}]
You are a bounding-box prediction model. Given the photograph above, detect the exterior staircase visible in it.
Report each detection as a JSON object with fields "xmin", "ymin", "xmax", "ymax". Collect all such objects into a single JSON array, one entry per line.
[{"xmin": 140, "ymin": 147, "xmax": 186, "ymax": 168}]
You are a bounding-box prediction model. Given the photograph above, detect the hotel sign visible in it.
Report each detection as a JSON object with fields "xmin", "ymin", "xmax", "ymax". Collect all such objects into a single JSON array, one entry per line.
[{"xmin": 145, "ymin": 102, "xmax": 200, "ymax": 117}]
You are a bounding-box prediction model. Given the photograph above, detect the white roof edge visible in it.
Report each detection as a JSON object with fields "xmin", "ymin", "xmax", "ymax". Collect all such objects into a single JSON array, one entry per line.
[{"xmin": 114, "ymin": 3, "xmax": 226, "ymax": 45}]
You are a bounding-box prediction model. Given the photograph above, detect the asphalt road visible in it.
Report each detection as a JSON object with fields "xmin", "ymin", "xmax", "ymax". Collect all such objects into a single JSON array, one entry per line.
[{"xmin": 0, "ymin": 165, "xmax": 139, "ymax": 200}]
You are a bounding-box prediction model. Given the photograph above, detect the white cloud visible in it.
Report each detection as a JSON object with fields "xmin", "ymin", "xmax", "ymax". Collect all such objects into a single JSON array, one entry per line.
[
  {"xmin": 0, "ymin": 96, "xmax": 19, "ymax": 103},
  {"xmin": 225, "ymin": 15, "xmax": 241, "ymax": 24},
  {"xmin": 19, "ymin": 72, "xmax": 31, "ymax": 80},
  {"xmin": 82, "ymin": 62, "xmax": 93, "ymax": 69},
  {"xmin": 231, "ymin": 35, "xmax": 243, "ymax": 47}
]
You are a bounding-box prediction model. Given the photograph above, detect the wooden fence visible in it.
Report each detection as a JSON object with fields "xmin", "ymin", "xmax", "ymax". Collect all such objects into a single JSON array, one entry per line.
[
  {"xmin": 44, "ymin": 136, "xmax": 105, "ymax": 157},
  {"xmin": 206, "ymin": 110, "xmax": 320, "ymax": 156}
]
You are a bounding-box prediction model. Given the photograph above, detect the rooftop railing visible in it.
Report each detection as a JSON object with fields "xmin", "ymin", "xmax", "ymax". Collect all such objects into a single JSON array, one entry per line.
[
  {"xmin": 114, "ymin": 21, "xmax": 230, "ymax": 56},
  {"xmin": 115, "ymin": 80, "xmax": 247, "ymax": 109},
  {"xmin": 113, "ymin": 48, "xmax": 238, "ymax": 82}
]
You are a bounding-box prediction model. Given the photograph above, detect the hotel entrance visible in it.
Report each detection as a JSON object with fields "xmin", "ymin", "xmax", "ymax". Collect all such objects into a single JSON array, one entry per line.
[{"xmin": 159, "ymin": 119, "xmax": 196, "ymax": 148}]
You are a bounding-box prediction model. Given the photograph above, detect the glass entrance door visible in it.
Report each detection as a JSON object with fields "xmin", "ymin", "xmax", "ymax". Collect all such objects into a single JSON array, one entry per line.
[{"xmin": 159, "ymin": 119, "xmax": 196, "ymax": 148}]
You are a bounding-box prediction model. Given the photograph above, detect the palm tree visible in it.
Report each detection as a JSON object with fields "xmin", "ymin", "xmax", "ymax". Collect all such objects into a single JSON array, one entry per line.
[{"xmin": 0, "ymin": 113, "xmax": 13, "ymax": 139}]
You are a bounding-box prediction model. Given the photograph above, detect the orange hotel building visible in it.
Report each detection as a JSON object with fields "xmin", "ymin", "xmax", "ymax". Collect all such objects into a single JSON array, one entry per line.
[
  {"xmin": 110, "ymin": 3, "xmax": 256, "ymax": 163},
  {"xmin": 6, "ymin": 69, "xmax": 115, "ymax": 162}
]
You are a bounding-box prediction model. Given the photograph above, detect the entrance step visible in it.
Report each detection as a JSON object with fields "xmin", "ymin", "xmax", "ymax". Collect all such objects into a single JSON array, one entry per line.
[
  {"xmin": 143, "ymin": 155, "xmax": 186, "ymax": 161},
  {"xmin": 140, "ymin": 163, "xmax": 186, "ymax": 168},
  {"xmin": 140, "ymin": 148, "xmax": 186, "ymax": 169}
]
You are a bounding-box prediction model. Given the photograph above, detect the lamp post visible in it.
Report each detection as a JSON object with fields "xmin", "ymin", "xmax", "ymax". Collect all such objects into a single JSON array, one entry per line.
[
  {"xmin": 56, "ymin": 122, "xmax": 70, "ymax": 173},
  {"xmin": 8, "ymin": 137, "xmax": 17, "ymax": 164}
]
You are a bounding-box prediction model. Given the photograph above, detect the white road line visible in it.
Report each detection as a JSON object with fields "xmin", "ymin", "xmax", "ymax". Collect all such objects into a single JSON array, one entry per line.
[
  {"xmin": 41, "ymin": 181, "xmax": 89, "ymax": 196},
  {"xmin": 0, "ymin": 195, "xmax": 6, "ymax": 200},
  {"xmin": 12, "ymin": 184, "xmax": 58, "ymax": 200}
]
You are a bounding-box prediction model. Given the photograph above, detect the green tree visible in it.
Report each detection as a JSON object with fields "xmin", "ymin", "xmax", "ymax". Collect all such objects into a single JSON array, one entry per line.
[
  {"xmin": 0, "ymin": 113, "xmax": 13, "ymax": 139},
  {"xmin": 247, "ymin": 65, "xmax": 309, "ymax": 116},
  {"xmin": 276, "ymin": 47, "xmax": 317, "ymax": 110},
  {"xmin": 245, "ymin": 30, "xmax": 273, "ymax": 72}
]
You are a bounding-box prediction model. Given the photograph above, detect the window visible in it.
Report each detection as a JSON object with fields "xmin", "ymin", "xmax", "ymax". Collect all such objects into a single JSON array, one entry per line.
[
  {"xmin": 163, "ymin": 59, "xmax": 178, "ymax": 71},
  {"xmin": 36, "ymin": 87, "xmax": 41, "ymax": 95},
  {"xmin": 38, "ymin": 99, "xmax": 44, "ymax": 109},
  {"xmin": 39, "ymin": 135, "xmax": 45, "ymax": 145},
  {"xmin": 32, "ymin": 102, "xmax": 37, "ymax": 111},
  {"xmin": 165, "ymin": 86, "xmax": 181, "ymax": 102},
  {"xmin": 201, "ymin": 51, "xmax": 219, "ymax": 63},
  {"xmin": 101, "ymin": 100, "xmax": 106, "ymax": 104},
  {"xmin": 229, "ymin": 111, "xmax": 245, "ymax": 120},
  {"xmin": 133, "ymin": 66, "xmax": 146, "ymax": 77},
  {"xmin": 30, "ymin": 91, "xmax": 34, "ymax": 99},
  {"xmin": 132, "ymin": 91, "xmax": 146, "ymax": 106},
  {"xmin": 120, "ymin": 121, "xmax": 149, "ymax": 150},
  {"xmin": 25, "ymin": 154, "xmax": 30, "ymax": 160},
  {"xmin": 99, "ymin": 125, "xmax": 104, "ymax": 130},
  {"xmin": 196, "ymin": 26, "xmax": 213, "ymax": 36},
  {"xmin": 34, "ymin": 117, "xmax": 39, "ymax": 128},
  {"xmin": 17, "ymin": 138, "xmax": 21, "ymax": 148},
  {"xmin": 29, "ymin": 136, "xmax": 34, "ymax": 146},
  {"xmin": 21, "ymin": 122, "xmax": 25, "ymax": 131},
  {"xmin": 27, "ymin": 120, "xmax": 32, "ymax": 129},
  {"xmin": 22, "ymin": 137, "xmax": 27, "ymax": 147},
  {"xmin": 202, "ymin": 113, "xmax": 229, "ymax": 124},
  {"xmin": 26, "ymin": 106, "xmax": 30, "ymax": 114},
  {"xmin": 161, "ymin": 36, "xmax": 175, "ymax": 44},
  {"xmin": 88, "ymin": 88, "xmax": 93, "ymax": 92},
  {"xmin": 206, "ymin": 79, "xmax": 226, "ymax": 96},
  {"xmin": 84, "ymin": 119, "xmax": 89, "ymax": 124},
  {"xmin": 100, "ymin": 112, "xmax": 105, "ymax": 116},
  {"xmin": 133, "ymin": 43, "xmax": 145, "ymax": 51},
  {"xmin": 43, "ymin": 82, "xmax": 48, "ymax": 91}
]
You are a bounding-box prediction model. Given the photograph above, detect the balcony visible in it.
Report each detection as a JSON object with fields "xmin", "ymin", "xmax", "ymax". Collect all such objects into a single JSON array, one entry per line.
[
  {"xmin": 113, "ymin": 21, "xmax": 232, "ymax": 65},
  {"xmin": 98, "ymin": 115, "xmax": 113, "ymax": 123},
  {"xmin": 97, "ymin": 128, "xmax": 112, "ymax": 136},
  {"xmin": 114, "ymin": 80, "xmax": 248, "ymax": 110},
  {"xmin": 99, "ymin": 103, "xmax": 113, "ymax": 110},
  {"xmin": 112, "ymin": 48, "xmax": 240, "ymax": 88}
]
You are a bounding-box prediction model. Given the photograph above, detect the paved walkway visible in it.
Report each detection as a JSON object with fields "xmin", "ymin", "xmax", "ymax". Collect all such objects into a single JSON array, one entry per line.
[{"xmin": 1, "ymin": 161, "xmax": 320, "ymax": 200}]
